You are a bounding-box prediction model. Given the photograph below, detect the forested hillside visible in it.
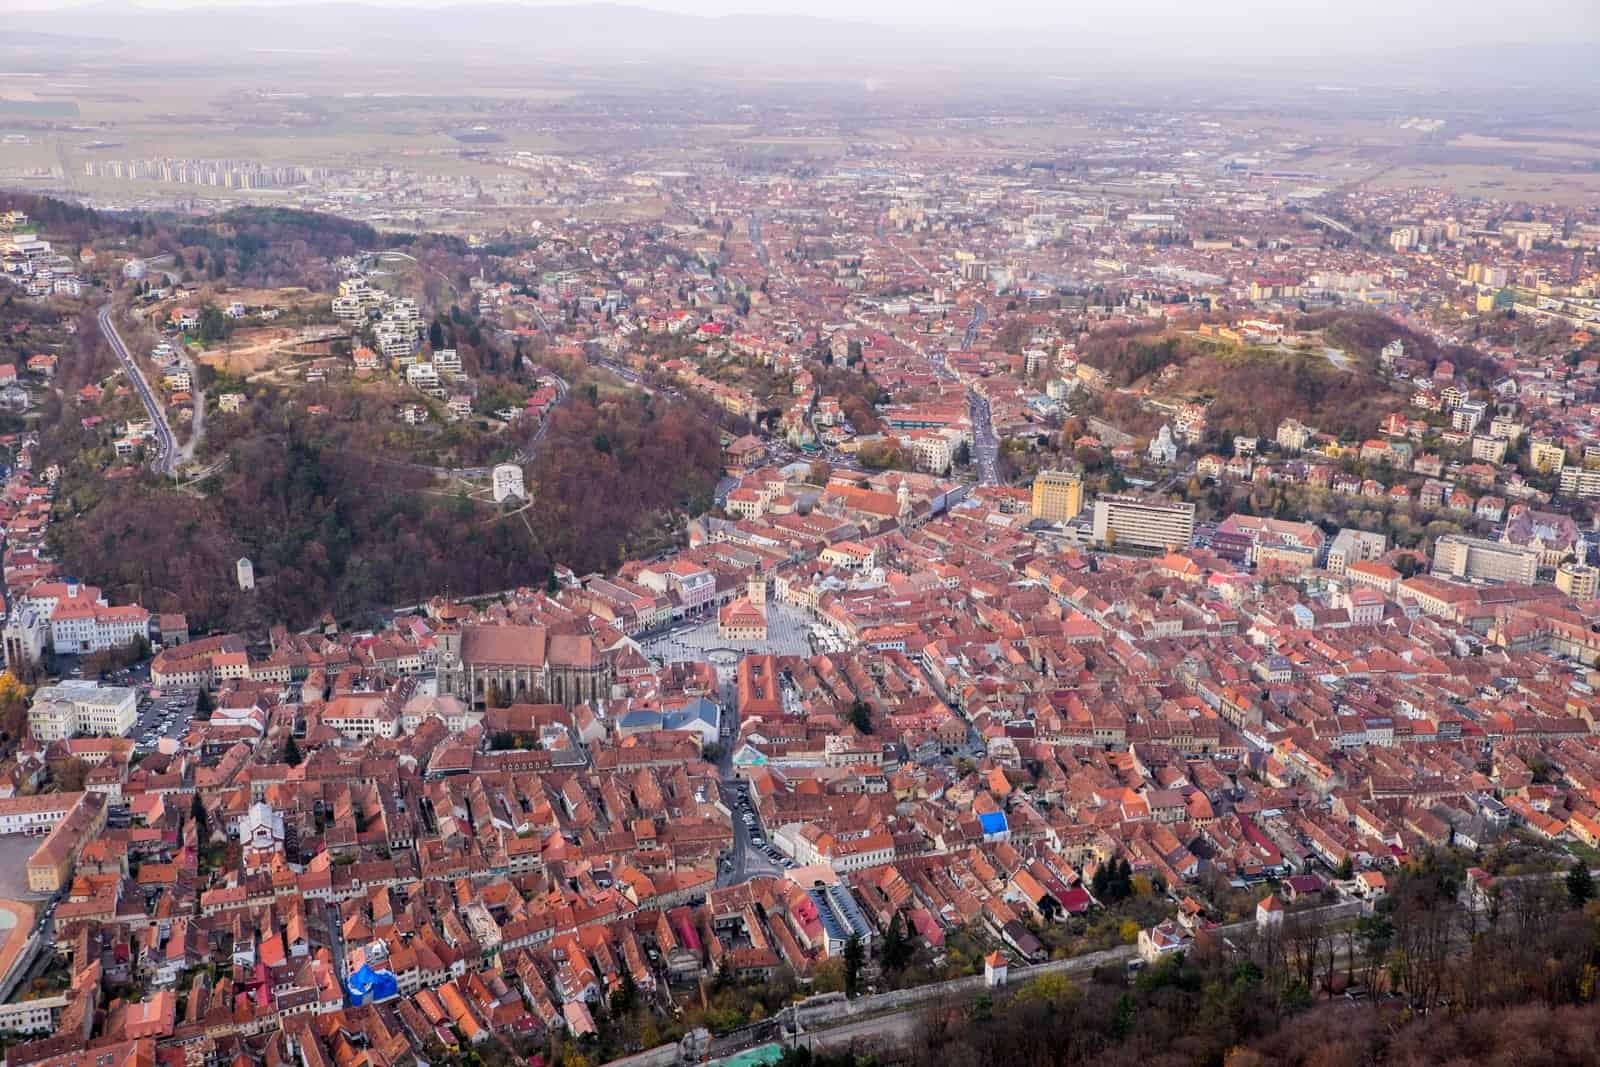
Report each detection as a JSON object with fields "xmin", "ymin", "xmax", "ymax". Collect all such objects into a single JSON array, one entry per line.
[
  {"xmin": 47, "ymin": 377, "xmax": 720, "ymax": 630},
  {"xmin": 7, "ymin": 189, "xmax": 724, "ymax": 630},
  {"xmin": 1073, "ymin": 311, "xmax": 1500, "ymax": 442},
  {"xmin": 896, "ymin": 853, "xmax": 1600, "ymax": 1067}
]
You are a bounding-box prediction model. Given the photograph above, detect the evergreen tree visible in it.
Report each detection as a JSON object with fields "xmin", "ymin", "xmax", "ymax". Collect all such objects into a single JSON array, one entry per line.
[
  {"xmin": 843, "ymin": 934, "xmax": 865, "ymax": 996},
  {"xmin": 1568, "ymin": 859, "xmax": 1594, "ymax": 908},
  {"xmin": 849, "ymin": 699, "xmax": 873, "ymax": 735},
  {"xmin": 609, "ymin": 966, "xmax": 637, "ymax": 1017},
  {"xmin": 882, "ymin": 911, "xmax": 913, "ymax": 972},
  {"xmin": 197, "ymin": 305, "xmax": 228, "ymax": 342},
  {"xmin": 283, "ymin": 735, "xmax": 303, "ymax": 766},
  {"xmin": 1099, "ymin": 859, "xmax": 1133, "ymax": 902},
  {"xmin": 190, "ymin": 791, "xmax": 208, "ymax": 839}
]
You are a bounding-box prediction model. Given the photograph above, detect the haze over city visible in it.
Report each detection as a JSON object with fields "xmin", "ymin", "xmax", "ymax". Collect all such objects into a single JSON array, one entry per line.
[{"xmin": 7, "ymin": 0, "xmax": 1599, "ymax": 82}]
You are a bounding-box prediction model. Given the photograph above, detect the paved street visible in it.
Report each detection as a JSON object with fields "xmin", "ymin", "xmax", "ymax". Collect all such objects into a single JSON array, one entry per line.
[
  {"xmin": 326, "ymin": 901, "xmax": 348, "ymax": 980},
  {"xmin": 716, "ymin": 779, "xmax": 788, "ymax": 886},
  {"xmin": 747, "ymin": 212, "xmax": 770, "ymax": 270},
  {"xmin": 969, "ymin": 388, "xmax": 999, "ymax": 485},
  {"xmin": 925, "ymin": 305, "xmax": 1002, "ymax": 486},
  {"xmin": 962, "ymin": 302, "xmax": 985, "ymax": 350}
]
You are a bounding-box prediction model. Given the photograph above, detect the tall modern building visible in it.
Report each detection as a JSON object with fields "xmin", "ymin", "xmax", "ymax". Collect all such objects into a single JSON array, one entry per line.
[
  {"xmin": 1555, "ymin": 561, "xmax": 1598, "ymax": 600},
  {"xmin": 1431, "ymin": 534, "xmax": 1538, "ymax": 585},
  {"xmin": 1031, "ymin": 469, "xmax": 1084, "ymax": 523},
  {"xmin": 1091, "ymin": 495, "xmax": 1195, "ymax": 552},
  {"xmin": 1326, "ymin": 528, "xmax": 1388, "ymax": 575}
]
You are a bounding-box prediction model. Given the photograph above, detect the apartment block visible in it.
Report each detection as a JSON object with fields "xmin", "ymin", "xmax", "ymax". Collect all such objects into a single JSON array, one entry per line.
[
  {"xmin": 1431, "ymin": 534, "xmax": 1539, "ymax": 585},
  {"xmin": 1091, "ymin": 495, "xmax": 1195, "ymax": 552}
]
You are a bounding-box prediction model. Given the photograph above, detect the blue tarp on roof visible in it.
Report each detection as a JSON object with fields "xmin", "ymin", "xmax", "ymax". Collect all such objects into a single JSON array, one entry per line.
[
  {"xmin": 345, "ymin": 963, "xmax": 398, "ymax": 1006},
  {"xmin": 979, "ymin": 811, "xmax": 1008, "ymax": 835}
]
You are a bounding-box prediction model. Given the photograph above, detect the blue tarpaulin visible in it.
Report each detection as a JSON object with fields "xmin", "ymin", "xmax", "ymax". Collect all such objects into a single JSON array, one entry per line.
[{"xmin": 346, "ymin": 963, "xmax": 399, "ymax": 1005}]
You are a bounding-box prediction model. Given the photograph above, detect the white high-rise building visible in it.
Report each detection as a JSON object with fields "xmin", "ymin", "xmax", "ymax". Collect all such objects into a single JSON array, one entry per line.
[
  {"xmin": 1431, "ymin": 535, "xmax": 1538, "ymax": 585},
  {"xmin": 1092, "ymin": 495, "xmax": 1195, "ymax": 552}
]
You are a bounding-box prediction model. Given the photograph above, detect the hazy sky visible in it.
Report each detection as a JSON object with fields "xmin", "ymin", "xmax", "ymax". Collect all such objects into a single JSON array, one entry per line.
[{"xmin": 11, "ymin": 0, "xmax": 1599, "ymax": 49}]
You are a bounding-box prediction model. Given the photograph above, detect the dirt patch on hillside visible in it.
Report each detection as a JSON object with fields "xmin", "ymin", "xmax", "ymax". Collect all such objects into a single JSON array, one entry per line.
[{"xmin": 197, "ymin": 326, "xmax": 336, "ymax": 375}]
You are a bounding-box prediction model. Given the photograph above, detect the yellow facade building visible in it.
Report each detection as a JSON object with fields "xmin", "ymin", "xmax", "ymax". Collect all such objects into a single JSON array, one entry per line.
[{"xmin": 1031, "ymin": 469, "xmax": 1084, "ymax": 523}]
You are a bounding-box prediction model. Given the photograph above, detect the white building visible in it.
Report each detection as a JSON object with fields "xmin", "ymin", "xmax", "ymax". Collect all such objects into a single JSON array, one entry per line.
[
  {"xmin": 1092, "ymin": 495, "xmax": 1196, "ymax": 552},
  {"xmin": 1432, "ymin": 535, "xmax": 1538, "ymax": 585},
  {"xmin": 240, "ymin": 801, "xmax": 285, "ymax": 852},
  {"xmin": 905, "ymin": 428, "xmax": 965, "ymax": 475},
  {"xmin": 0, "ymin": 794, "xmax": 78, "ymax": 836},
  {"xmin": 1326, "ymin": 528, "xmax": 1388, "ymax": 575},
  {"xmin": 28, "ymin": 681, "xmax": 139, "ymax": 740},
  {"xmin": 492, "ymin": 463, "xmax": 526, "ymax": 503},
  {"xmin": 405, "ymin": 362, "xmax": 440, "ymax": 389},
  {"xmin": 49, "ymin": 602, "xmax": 151, "ymax": 656},
  {"xmin": 237, "ymin": 557, "xmax": 255, "ymax": 591},
  {"xmin": 331, "ymin": 277, "xmax": 384, "ymax": 322},
  {"xmin": 377, "ymin": 321, "xmax": 419, "ymax": 360},
  {"xmin": 1147, "ymin": 424, "xmax": 1178, "ymax": 464},
  {"xmin": 0, "ymin": 995, "xmax": 68, "ymax": 1036},
  {"xmin": 3, "ymin": 604, "xmax": 48, "ymax": 669},
  {"xmin": 984, "ymin": 951, "xmax": 1009, "ymax": 988},
  {"xmin": 32, "ymin": 580, "xmax": 151, "ymax": 655},
  {"xmin": 1451, "ymin": 400, "xmax": 1487, "ymax": 434}
]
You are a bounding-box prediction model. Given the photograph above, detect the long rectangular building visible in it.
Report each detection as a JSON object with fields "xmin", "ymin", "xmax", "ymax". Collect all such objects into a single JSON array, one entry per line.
[
  {"xmin": 1091, "ymin": 495, "xmax": 1195, "ymax": 552},
  {"xmin": 1432, "ymin": 534, "xmax": 1539, "ymax": 585}
]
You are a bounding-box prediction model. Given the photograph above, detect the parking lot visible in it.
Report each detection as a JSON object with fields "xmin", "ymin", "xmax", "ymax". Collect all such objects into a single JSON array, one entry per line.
[
  {"xmin": 0, "ymin": 836, "xmax": 43, "ymax": 900},
  {"xmin": 719, "ymin": 779, "xmax": 794, "ymax": 886},
  {"xmin": 131, "ymin": 687, "xmax": 199, "ymax": 753}
]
